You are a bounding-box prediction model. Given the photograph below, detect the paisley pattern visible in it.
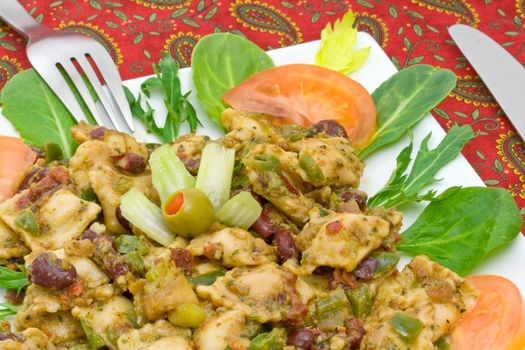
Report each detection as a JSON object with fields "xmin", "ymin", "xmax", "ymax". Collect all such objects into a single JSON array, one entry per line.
[
  {"xmin": 0, "ymin": 56, "xmax": 22, "ymax": 86},
  {"xmin": 411, "ymin": 0, "xmax": 479, "ymax": 25},
  {"xmin": 130, "ymin": 0, "xmax": 191, "ymax": 10},
  {"xmin": 229, "ymin": 0, "xmax": 302, "ymax": 46},
  {"xmin": 1, "ymin": 0, "xmax": 525, "ymax": 224},
  {"xmin": 497, "ymin": 131, "xmax": 525, "ymax": 198},
  {"xmin": 164, "ymin": 32, "xmax": 201, "ymax": 68},
  {"xmin": 450, "ymin": 76, "xmax": 497, "ymax": 107},
  {"xmin": 57, "ymin": 22, "xmax": 123, "ymax": 65},
  {"xmin": 354, "ymin": 12, "xmax": 389, "ymax": 48}
]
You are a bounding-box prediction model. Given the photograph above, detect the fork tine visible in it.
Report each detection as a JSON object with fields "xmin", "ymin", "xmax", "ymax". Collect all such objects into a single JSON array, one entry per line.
[
  {"xmin": 88, "ymin": 52, "xmax": 135, "ymax": 132},
  {"xmin": 29, "ymin": 61, "xmax": 88, "ymax": 124},
  {"xmin": 76, "ymin": 55, "xmax": 124, "ymax": 132},
  {"xmin": 60, "ymin": 60, "xmax": 106, "ymax": 127}
]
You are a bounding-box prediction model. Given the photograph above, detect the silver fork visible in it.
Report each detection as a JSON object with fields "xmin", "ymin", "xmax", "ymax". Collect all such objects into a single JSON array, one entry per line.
[{"xmin": 1, "ymin": 0, "xmax": 134, "ymax": 132}]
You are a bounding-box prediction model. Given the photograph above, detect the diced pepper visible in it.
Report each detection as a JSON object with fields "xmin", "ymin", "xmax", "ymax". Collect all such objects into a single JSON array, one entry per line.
[
  {"xmin": 80, "ymin": 318, "xmax": 105, "ymax": 349},
  {"xmin": 162, "ymin": 188, "xmax": 215, "ymax": 238},
  {"xmin": 316, "ymin": 288, "xmax": 349, "ymax": 317},
  {"xmin": 244, "ymin": 154, "xmax": 280, "ymax": 172},
  {"xmin": 249, "ymin": 328, "xmax": 286, "ymax": 350},
  {"xmin": 370, "ymin": 251, "xmax": 400, "ymax": 278},
  {"xmin": 299, "ymin": 154, "xmax": 325, "ymax": 185},
  {"xmin": 435, "ymin": 336, "xmax": 451, "ymax": 350},
  {"xmin": 15, "ymin": 210, "xmax": 39, "ymax": 235},
  {"xmin": 347, "ymin": 284, "xmax": 373, "ymax": 318},
  {"xmin": 115, "ymin": 235, "xmax": 148, "ymax": 255},
  {"xmin": 123, "ymin": 251, "xmax": 144, "ymax": 274},
  {"xmin": 390, "ymin": 312, "xmax": 424, "ymax": 343},
  {"xmin": 190, "ymin": 269, "xmax": 226, "ymax": 286},
  {"xmin": 42, "ymin": 142, "xmax": 64, "ymax": 163},
  {"xmin": 80, "ymin": 188, "xmax": 98, "ymax": 202},
  {"xmin": 168, "ymin": 302, "xmax": 207, "ymax": 328}
]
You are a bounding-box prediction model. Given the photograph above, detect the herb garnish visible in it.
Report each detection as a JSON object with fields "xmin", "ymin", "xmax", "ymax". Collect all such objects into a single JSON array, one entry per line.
[{"xmin": 0, "ymin": 266, "xmax": 28, "ymax": 295}]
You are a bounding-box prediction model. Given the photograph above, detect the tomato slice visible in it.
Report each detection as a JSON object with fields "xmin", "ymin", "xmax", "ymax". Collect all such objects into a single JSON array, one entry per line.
[
  {"xmin": 0, "ymin": 136, "xmax": 36, "ymax": 203},
  {"xmin": 451, "ymin": 275, "xmax": 525, "ymax": 350},
  {"xmin": 222, "ymin": 64, "xmax": 376, "ymax": 151}
]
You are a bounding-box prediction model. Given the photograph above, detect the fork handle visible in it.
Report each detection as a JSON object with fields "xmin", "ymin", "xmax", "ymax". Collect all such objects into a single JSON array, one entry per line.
[{"xmin": 0, "ymin": 0, "xmax": 50, "ymax": 39}]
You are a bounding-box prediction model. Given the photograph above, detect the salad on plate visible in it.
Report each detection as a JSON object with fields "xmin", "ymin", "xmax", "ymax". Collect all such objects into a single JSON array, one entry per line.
[{"xmin": 0, "ymin": 11, "xmax": 523, "ymax": 350}]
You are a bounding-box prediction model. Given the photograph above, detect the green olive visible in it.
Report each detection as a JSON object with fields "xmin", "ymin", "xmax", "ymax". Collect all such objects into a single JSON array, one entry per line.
[{"xmin": 162, "ymin": 188, "xmax": 214, "ymax": 238}]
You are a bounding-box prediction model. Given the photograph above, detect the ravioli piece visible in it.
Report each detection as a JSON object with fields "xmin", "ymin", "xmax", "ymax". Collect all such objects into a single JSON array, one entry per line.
[
  {"xmin": 0, "ymin": 188, "xmax": 100, "ymax": 252},
  {"xmin": 69, "ymin": 140, "xmax": 113, "ymax": 191},
  {"xmin": 0, "ymin": 219, "xmax": 29, "ymax": 259},
  {"xmin": 187, "ymin": 227, "xmax": 276, "ymax": 267},
  {"xmin": 197, "ymin": 263, "xmax": 313, "ymax": 323},
  {"xmin": 71, "ymin": 296, "xmax": 136, "ymax": 350},
  {"xmin": 117, "ymin": 320, "xmax": 192, "ymax": 350},
  {"xmin": 88, "ymin": 165, "xmax": 157, "ymax": 234},
  {"xmin": 360, "ymin": 255, "xmax": 477, "ymax": 350},
  {"xmin": 289, "ymin": 137, "xmax": 363, "ymax": 188},
  {"xmin": 295, "ymin": 209, "xmax": 390, "ymax": 274},
  {"xmin": 194, "ymin": 310, "xmax": 250, "ymax": 350}
]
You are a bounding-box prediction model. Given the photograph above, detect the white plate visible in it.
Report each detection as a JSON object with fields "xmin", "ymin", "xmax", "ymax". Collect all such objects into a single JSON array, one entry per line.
[{"xmin": 1, "ymin": 33, "xmax": 524, "ymax": 296}]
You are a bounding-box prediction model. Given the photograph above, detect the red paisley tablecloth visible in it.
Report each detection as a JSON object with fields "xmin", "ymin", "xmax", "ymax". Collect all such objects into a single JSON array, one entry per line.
[{"xmin": 1, "ymin": 0, "xmax": 525, "ymax": 225}]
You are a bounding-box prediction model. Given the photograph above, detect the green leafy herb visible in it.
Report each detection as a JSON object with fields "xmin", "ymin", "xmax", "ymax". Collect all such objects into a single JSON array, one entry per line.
[
  {"xmin": 315, "ymin": 10, "xmax": 371, "ymax": 74},
  {"xmin": 0, "ymin": 266, "xmax": 29, "ymax": 295},
  {"xmin": 0, "ymin": 303, "xmax": 20, "ymax": 320},
  {"xmin": 191, "ymin": 33, "xmax": 274, "ymax": 125},
  {"xmin": 368, "ymin": 124, "xmax": 475, "ymax": 208},
  {"xmin": 137, "ymin": 53, "xmax": 201, "ymax": 142},
  {"xmin": 124, "ymin": 86, "xmax": 160, "ymax": 136},
  {"xmin": 359, "ymin": 65, "xmax": 457, "ymax": 159},
  {"xmin": 398, "ymin": 187, "xmax": 522, "ymax": 275},
  {"xmin": 0, "ymin": 69, "xmax": 77, "ymax": 158}
]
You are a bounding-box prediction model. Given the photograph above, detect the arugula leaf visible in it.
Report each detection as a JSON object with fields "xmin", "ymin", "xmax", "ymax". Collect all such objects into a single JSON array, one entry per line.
[
  {"xmin": 0, "ymin": 266, "xmax": 29, "ymax": 295},
  {"xmin": 359, "ymin": 65, "xmax": 457, "ymax": 159},
  {"xmin": 0, "ymin": 303, "xmax": 20, "ymax": 320},
  {"xmin": 0, "ymin": 69, "xmax": 77, "ymax": 158},
  {"xmin": 398, "ymin": 187, "xmax": 522, "ymax": 276},
  {"xmin": 139, "ymin": 53, "xmax": 201, "ymax": 142},
  {"xmin": 369, "ymin": 124, "xmax": 475, "ymax": 208},
  {"xmin": 191, "ymin": 33, "xmax": 274, "ymax": 125},
  {"xmin": 124, "ymin": 86, "xmax": 161, "ymax": 137},
  {"xmin": 315, "ymin": 10, "xmax": 371, "ymax": 74}
]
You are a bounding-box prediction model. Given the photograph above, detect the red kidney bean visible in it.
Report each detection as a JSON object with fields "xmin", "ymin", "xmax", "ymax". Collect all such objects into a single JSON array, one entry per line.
[
  {"xmin": 354, "ymin": 257, "xmax": 379, "ymax": 280},
  {"xmin": 16, "ymin": 166, "xmax": 69, "ymax": 210},
  {"xmin": 170, "ymin": 248, "xmax": 193, "ymax": 275},
  {"xmin": 112, "ymin": 152, "xmax": 146, "ymax": 174},
  {"xmin": 287, "ymin": 328, "xmax": 315, "ymax": 349},
  {"xmin": 346, "ymin": 318, "xmax": 365, "ymax": 349},
  {"xmin": 251, "ymin": 206, "xmax": 276, "ymax": 239},
  {"xmin": 115, "ymin": 205, "xmax": 131, "ymax": 231},
  {"xmin": 340, "ymin": 190, "xmax": 367, "ymax": 210},
  {"xmin": 89, "ymin": 127, "xmax": 106, "ymax": 140},
  {"xmin": 80, "ymin": 229, "xmax": 98, "ymax": 241},
  {"xmin": 80, "ymin": 230, "xmax": 130, "ymax": 279},
  {"xmin": 183, "ymin": 158, "xmax": 200, "ymax": 175},
  {"xmin": 28, "ymin": 252, "xmax": 77, "ymax": 289},
  {"xmin": 311, "ymin": 120, "xmax": 348, "ymax": 138},
  {"xmin": 17, "ymin": 167, "xmax": 48, "ymax": 192},
  {"xmin": 275, "ymin": 228, "xmax": 297, "ymax": 261}
]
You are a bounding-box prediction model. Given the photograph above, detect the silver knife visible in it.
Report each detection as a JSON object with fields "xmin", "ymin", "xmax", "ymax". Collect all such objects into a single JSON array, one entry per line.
[{"xmin": 448, "ymin": 24, "xmax": 525, "ymax": 137}]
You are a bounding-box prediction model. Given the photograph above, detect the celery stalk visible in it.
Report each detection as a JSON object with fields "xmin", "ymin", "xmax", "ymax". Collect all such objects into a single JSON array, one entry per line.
[
  {"xmin": 149, "ymin": 145, "xmax": 195, "ymax": 203},
  {"xmin": 216, "ymin": 191, "xmax": 262, "ymax": 229},
  {"xmin": 120, "ymin": 188, "xmax": 174, "ymax": 246},
  {"xmin": 195, "ymin": 143, "xmax": 235, "ymax": 211}
]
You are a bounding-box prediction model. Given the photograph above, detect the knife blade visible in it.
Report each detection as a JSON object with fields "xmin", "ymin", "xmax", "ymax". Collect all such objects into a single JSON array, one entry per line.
[{"xmin": 448, "ymin": 24, "xmax": 525, "ymax": 137}]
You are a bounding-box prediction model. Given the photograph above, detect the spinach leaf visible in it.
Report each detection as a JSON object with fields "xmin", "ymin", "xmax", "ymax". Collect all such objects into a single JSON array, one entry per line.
[
  {"xmin": 140, "ymin": 53, "xmax": 201, "ymax": 142},
  {"xmin": 191, "ymin": 33, "xmax": 274, "ymax": 125},
  {"xmin": 398, "ymin": 187, "xmax": 522, "ymax": 275},
  {"xmin": 369, "ymin": 124, "xmax": 475, "ymax": 208},
  {"xmin": 0, "ymin": 69, "xmax": 77, "ymax": 158},
  {"xmin": 359, "ymin": 65, "xmax": 457, "ymax": 159}
]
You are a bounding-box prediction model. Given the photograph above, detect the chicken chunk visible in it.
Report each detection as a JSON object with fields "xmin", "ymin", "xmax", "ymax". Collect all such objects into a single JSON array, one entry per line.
[
  {"xmin": 295, "ymin": 209, "xmax": 390, "ymax": 274},
  {"xmin": 0, "ymin": 188, "xmax": 100, "ymax": 252},
  {"xmin": 0, "ymin": 219, "xmax": 29, "ymax": 259},
  {"xmin": 360, "ymin": 255, "xmax": 477, "ymax": 349},
  {"xmin": 117, "ymin": 320, "xmax": 192, "ymax": 350},
  {"xmin": 71, "ymin": 296, "xmax": 136, "ymax": 350},
  {"xmin": 171, "ymin": 133, "xmax": 209, "ymax": 175},
  {"xmin": 0, "ymin": 327, "xmax": 56, "ymax": 350},
  {"xmin": 187, "ymin": 227, "xmax": 276, "ymax": 267},
  {"xmin": 288, "ymin": 137, "xmax": 363, "ymax": 188},
  {"xmin": 194, "ymin": 310, "xmax": 250, "ymax": 350},
  {"xmin": 197, "ymin": 263, "xmax": 313, "ymax": 322}
]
